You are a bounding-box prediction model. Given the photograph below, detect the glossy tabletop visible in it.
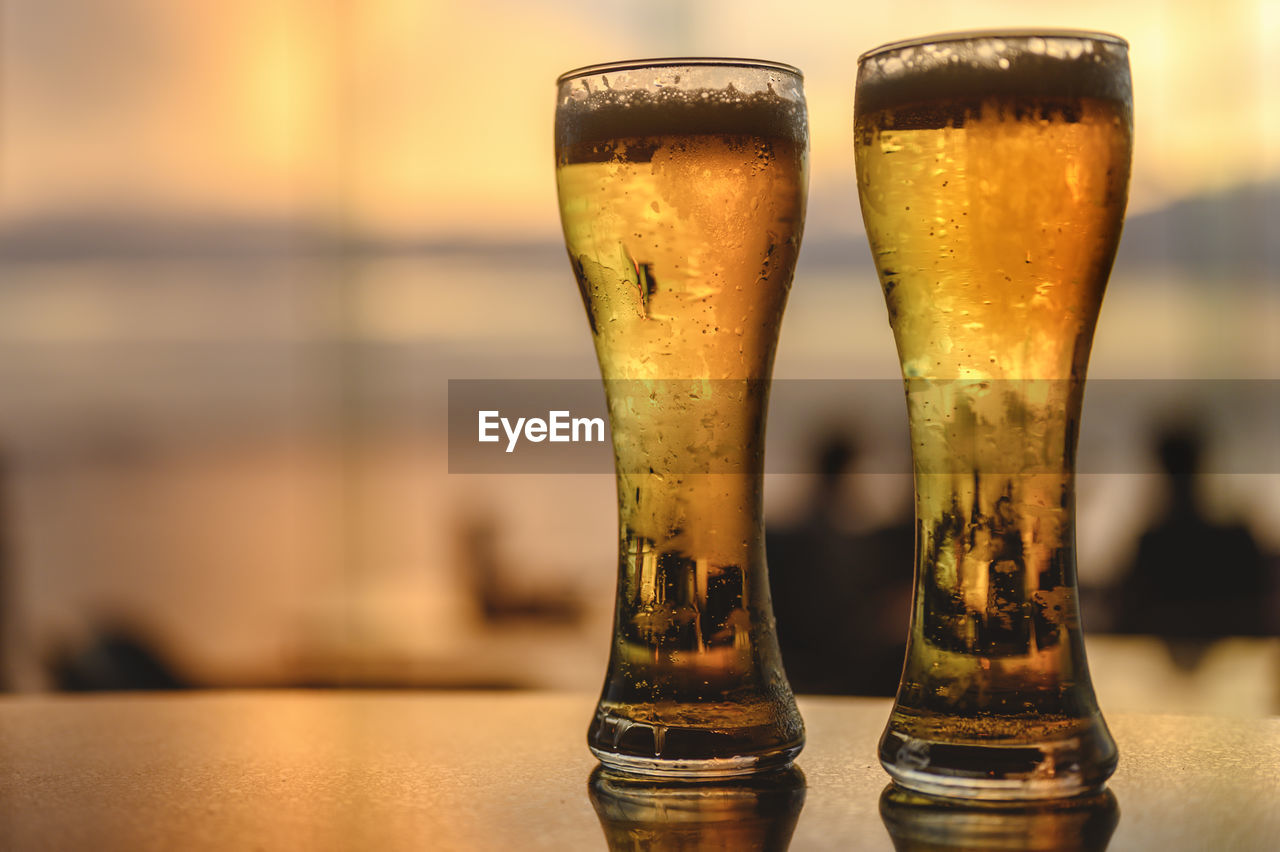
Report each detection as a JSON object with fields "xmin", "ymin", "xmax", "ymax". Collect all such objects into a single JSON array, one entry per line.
[{"xmin": 0, "ymin": 692, "xmax": 1276, "ymax": 850}]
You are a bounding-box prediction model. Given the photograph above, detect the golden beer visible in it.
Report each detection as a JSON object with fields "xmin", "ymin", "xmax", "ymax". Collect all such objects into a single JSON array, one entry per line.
[
  {"xmin": 855, "ymin": 32, "xmax": 1132, "ymax": 798},
  {"xmin": 556, "ymin": 60, "xmax": 807, "ymax": 775}
]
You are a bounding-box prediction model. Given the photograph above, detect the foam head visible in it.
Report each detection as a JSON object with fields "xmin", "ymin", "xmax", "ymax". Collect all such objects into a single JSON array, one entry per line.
[
  {"xmin": 556, "ymin": 59, "xmax": 807, "ymax": 150},
  {"xmin": 855, "ymin": 30, "xmax": 1132, "ymax": 120}
]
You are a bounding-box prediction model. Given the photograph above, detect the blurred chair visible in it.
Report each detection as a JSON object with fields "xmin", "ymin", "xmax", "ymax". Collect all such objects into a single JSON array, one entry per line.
[{"xmin": 457, "ymin": 509, "xmax": 585, "ymax": 625}]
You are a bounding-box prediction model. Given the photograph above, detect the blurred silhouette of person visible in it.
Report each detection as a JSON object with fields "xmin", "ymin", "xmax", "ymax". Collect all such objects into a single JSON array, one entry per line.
[
  {"xmin": 768, "ymin": 427, "xmax": 913, "ymax": 695},
  {"xmin": 1114, "ymin": 423, "xmax": 1272, "ymax": 669}
]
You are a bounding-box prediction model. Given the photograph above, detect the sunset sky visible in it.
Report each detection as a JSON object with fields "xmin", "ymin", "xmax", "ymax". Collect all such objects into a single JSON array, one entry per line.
[{"xmin": 1, "ymin": 0, "xmax": 1278, "ymax": 241}]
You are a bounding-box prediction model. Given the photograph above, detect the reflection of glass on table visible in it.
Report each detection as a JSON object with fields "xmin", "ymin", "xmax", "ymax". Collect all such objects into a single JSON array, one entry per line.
[
  {"xmin": 880, "ymin": 784, "xmax": 1120, "ymax": 852},
  {"xmin": 589, "ymin": 765, "xmax": 806, "ymax": 851}
]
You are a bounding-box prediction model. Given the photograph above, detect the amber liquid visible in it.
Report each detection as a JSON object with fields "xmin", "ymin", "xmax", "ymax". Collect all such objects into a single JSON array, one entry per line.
[
  {"xmin": 856, "ymin": 86, "xmax": 1130, "ymax": 796},
  {"xmin": 557, "ymin": 90, "xmax": 806, "ymax": 771}
]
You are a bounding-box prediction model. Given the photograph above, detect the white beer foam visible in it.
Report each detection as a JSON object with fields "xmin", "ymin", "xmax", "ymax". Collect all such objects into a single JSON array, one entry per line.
[{"xmin": 856, "ymin": 30, "xmax": 1131, "ymax": 117}]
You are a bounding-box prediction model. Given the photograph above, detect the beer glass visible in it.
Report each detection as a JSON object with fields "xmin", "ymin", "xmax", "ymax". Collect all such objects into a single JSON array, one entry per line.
[
  {"xmin": 854, "ymin": 31, "xmax": 1132, "ymax": 798},
  {"xmin": 556, "ymin": 59, "xmax": 808, "ymax": 776}
]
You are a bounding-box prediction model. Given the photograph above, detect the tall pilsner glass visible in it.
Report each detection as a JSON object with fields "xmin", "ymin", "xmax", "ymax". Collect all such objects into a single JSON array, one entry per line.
[
  {"xmin": 556, "ymin": 59, "xmax": 808, "ymax": 776},
  {"xmin": 854, "ymin": 31, "xmax": 1132, "ymax": 798}
]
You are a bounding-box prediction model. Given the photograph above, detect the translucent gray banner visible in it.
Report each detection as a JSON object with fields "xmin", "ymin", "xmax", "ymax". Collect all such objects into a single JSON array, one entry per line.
[{"xmin": 448, "ymin": 379, "xmax": 1280, "ymax": 474}]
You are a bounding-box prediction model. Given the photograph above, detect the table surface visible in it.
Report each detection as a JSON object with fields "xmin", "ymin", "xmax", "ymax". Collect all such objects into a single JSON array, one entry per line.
[{"xmin": 0, "ymin": 691, "xmax": 1276, "ymax": 851}]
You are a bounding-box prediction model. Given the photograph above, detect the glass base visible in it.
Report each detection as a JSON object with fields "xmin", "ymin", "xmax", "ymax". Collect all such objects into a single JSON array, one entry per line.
[
  {"xmin": 879, "ymin": 729, "xmax": 1116, "ymax": 801},
  {"xmin": 591, "ymin": 745, "xmax": 802, "ymax": 779},
  {"xmin": 588, "ymin": 701, "xmax": 804, "ymax": 779}
]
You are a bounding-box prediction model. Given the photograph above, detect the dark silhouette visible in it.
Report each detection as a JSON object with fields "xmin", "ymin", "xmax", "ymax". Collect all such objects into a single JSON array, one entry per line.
[
  {"xmin": 49, "ymin": 624, "xmax": 189, "ymax": 691},
  {"xmin": 457, "ymin": 510, "xmax": 584, "ymax": 625},
  {"xmin": 1114, "ymin": 424, "xmax": 1274, "ymax": 668},
  {"xmin": 768, "ymin": 428, "xmax": 913, "ymax": 695}
]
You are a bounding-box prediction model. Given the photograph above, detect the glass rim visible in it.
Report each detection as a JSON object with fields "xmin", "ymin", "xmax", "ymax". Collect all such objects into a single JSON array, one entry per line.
[
  {"xmin": 557, "ymin": 57, "xmax": 803, "ymax": 85},
  {"xmin": 858, "ymin": 28, "xmax": 1128, "ymax": 64}
]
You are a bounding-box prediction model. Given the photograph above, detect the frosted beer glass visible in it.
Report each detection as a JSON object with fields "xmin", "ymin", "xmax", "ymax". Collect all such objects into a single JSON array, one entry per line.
[
  {"xmin": 854, "ymin": 31, "xmax": 1133, "ymax": 798},
  {"xmin": 555, "ymin": 59, "xmax": 808, "ymax": 776}
]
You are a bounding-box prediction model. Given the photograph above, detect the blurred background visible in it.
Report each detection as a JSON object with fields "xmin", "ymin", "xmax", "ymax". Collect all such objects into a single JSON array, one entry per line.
[{"xmin": 0, "ymin": 1, "xmax": 1276, "ymax": 714}]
